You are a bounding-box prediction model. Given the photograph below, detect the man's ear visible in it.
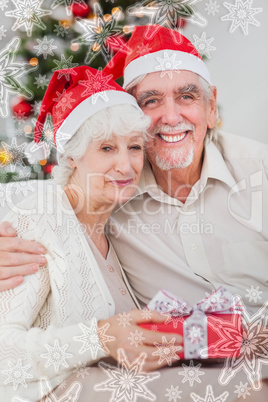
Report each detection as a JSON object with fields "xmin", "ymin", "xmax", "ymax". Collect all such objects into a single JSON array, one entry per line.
[{"xmin": 207, "ymin": 86, "xmax": 217, "ymax": 129}]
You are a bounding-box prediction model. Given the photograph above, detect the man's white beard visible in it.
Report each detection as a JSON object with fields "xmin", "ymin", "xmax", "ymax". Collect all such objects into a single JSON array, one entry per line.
[{"xmin": 155, "ymin": 141, "xmax": 195, "ymax": 171}]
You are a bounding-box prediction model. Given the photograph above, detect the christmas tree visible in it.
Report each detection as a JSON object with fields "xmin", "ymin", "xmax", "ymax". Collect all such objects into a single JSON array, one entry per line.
[{"xmin": 0, "ymin": 0, "xmax": 194, "ymax": 183}]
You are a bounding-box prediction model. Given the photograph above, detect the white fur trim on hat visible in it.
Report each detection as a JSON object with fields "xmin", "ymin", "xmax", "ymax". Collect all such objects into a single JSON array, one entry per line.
[{"xmin": 123, "ymin": 49, "xmax": 212, "ymax": 88}]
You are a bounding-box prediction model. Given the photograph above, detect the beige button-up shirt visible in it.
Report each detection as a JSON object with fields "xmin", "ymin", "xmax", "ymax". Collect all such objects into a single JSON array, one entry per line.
[{"xmin": 109, "ymin": 132, "xmax": 268, "ymax": 313}]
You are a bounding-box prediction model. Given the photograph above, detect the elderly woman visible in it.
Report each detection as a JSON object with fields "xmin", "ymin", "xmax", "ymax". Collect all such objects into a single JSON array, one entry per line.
[{"xmin": 0, "ymin": 67, "xmax": 182, "ymax": 401}]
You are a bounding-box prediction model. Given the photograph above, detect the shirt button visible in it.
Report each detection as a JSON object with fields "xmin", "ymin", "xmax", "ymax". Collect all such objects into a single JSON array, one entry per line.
[
  {"xmin": 120, "ymin": 288, "xmax": 126, "ymax": 295},
  {"xmin": 107, "ymin": 265, "xmax": 114, "ymax": 272},
  {"xmin": 191, "ymin": 243, "xmax": 197, "ymax": 251}
]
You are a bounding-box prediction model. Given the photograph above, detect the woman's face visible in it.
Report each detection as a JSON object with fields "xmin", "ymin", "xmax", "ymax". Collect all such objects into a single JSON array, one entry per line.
[{"xmin": 70, "ymin": 131, "xmax": 145, "ymax": 211}]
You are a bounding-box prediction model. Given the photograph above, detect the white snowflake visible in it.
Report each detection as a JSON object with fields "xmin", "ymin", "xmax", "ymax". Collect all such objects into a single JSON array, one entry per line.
[
  {"xmin": 33, "ymin": 36, "xmax": 57, "ymax": 60},
  {"xmin": 2, "ymin": 359, "xmax": 33, "ymax": 391},
  {"xmin": 205, "ymin": 0, "xmax": 220, "ymax": 16},
  {"xmin": 192, "ymin": 32, "xmax": 216, "ymax": 59},
  {"xmin": 0, "ymin": 138, "xmax": 27, "ymax": 172},
  {"xmin": 5, "ymin": 0, "xmax": 51, "ymax": 37},
  {"xmin": 0, "ymin": 170, "xmax": 8, "ymax": 182},
  {"xmin": 214, "ymin": 301, "xmax": 268, "ymax": 390},
  {"xmin": 165, "ymin": 385, "xmax": 182, "ymax": 401},
  {"xmin": 136, "ymin": 43, "xmax": 152, "ymax": 57},
  {"xmin": 11, "ymin": 180, "xmax": 35, "ymax": 197},
  {"xmin": 152, "ymin": 336, "xmax": 181, "ymax": 366},
  {"xmin": 117, "ymin": 311, "xmax": 133, "ymax": 327},
  {"xmin": 51, "ymin": 0, "xmax": 88, "ymax": 17},
  {"xmin": 0, "ymin": 0, "xmax": 9, "ymax": 11},
  {"xmin": 127, "ymin": 0, "xmax": 207, "ymax": 39},
  {"xmin": 31, "ymin": 100, "xmax": 43, "ymax": 116},
  {"xmin": 178, "ymin": 360, "xmax": 205, "ymax": 386},
  {"xmin": 245, "ymin": 285, "xmax": 263, "ymax": 303},
  {"xmin": 13, "ymin": 111, "xmax": 27, "ymax": 124},
  {"xmin": 155, "ymin": 52, "xmax": 182, "ymax": 79},
  {"xmin": 52, "ymin": 54, "xmax": 79, "ymax": 81},
  {"xmin": 221, "ymin": 0, "xmax": 263, "ymax": 35},
  {"xmin": 39, "ymin": 376, "xmax": 82, "ymax": 401},
  {"xmin": 204, "ymin": 289, "xmax": 226, "ymax": 311},
  {"xmin": 234, "ymin": 381, "xmax": 251, "ymax": 399},
  {"xmin": 187, "ymin": 325, "xmax": 204, "ymax": 344},
  {"xmin": 40, "ymin": 339, "xmax": 73, "ymax": 373},
  {"xmin": 94, "ymin": 348, "xmax": 160, "ymax": 402},
  {"xmin": 0, "ymin": 25, "xmax": 7, "ymax": 40},
  {"xmin": 128, "ymin": 330, "xmax": 146, "ymax": 348},
  {"xmin": 74, "ymin": 318, "xmax": 115, "ymax": 358},
  {"xmin": 141, "ymin": 309, "xmax": 153, "ymax": 320},
  {"xmin": 34, "ymin": 74, "xmax": 49, "ymax": 89},
  {"xmin": 79, "ymin": 69, "xmax": 115, "ymax": 104},
  {"xmin": 0, "ymin": 184, "xmax": 12, "ymax": 207},
  {"xmin": 54, "ymin": 22, "xmax": 69, "ymax": 37},
  {"xmin": 191, "ymin": 385, "xmax": 229, "ymax": 402},
  {"xmin": 53, "ymin": 89, "xmax": 75, "ymax": 112},
  {"xmin": 74, "ymin": 3, "xmax": 126, "ymax": 65},
  {"xmin": 0, "ymin": 37, "xmax": 36, "ymax": 118},
  {"xmin": 151, "ymin": 324, "xmax": 159, "ymax": 332},
  {"xmin": 73, "ymin": 361, "xmax": 91, "ymax": 379}
]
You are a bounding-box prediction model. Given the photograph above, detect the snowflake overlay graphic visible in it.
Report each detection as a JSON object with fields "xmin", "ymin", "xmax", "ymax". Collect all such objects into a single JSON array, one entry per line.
[
  {"xmin": 0, "ymin": 25, "xmax": 7, "ymax": 40},
  {"xmin": 0, "ymin": 138, "xmax": 27, "ymax": 172},
  {"xmin": 33, "ymin": 36, "xmax": 57, "ymax": 60},
  {"xmin": 73, "ymin": 361, "xmax": 91, "ymax": 379},
  {"xmin": 5, "ymin": 0, "xmax": 52, "ymax": 37},
  {"xmin": 152, "ymin": 336, "xmax": 181, "ymax": 366},
  {"xmin": 127, "ymin": 0, "xmax": 207, "ymax": 40},
  {"xmin": 234, "ymin": 381, "xmax": 251, "ymax": 399},
  {"xmin": 128, "ymin": 329, "xmax": 146, "ymax": 347},
  {"xmin": 54, "ymin": 22, "xmax": 69, "ymax": 37},
  {"xmin": 178, "ymin": 360, "xmax": 205, "ymax": 386},
  {"xmin": 191, "ymin": 32, "xmax": 216, "ymax": 59},
  {"xmin": 245, "ymin": 285, "xmax": 263, "ymax": 303},
  {"xmin": 94, "ymin": 348, "xmax": 160, "ymax": 402},
  {"xmin": 2, "ymin": 359, "xmax": 33, "ymax": 391},
  {"xmin": 34, "ymin": 74, "xmax": 49, "ymax": 90},
  {"xmin": 187, "ymin": 325, "xmax": 204, "ymax": 344},
  {"xmin": 39, "ymin": 376, "xmax": 82, "ymax": 401},
  {"xmin": 74, "ymin": 3, "xmax": 127, "ymax": 65},
  {"xmin": 0, "ymin": 37, "xmax": 36, "ymax": 118},
  {"xmin": 204, "ymin": 0, "xmax": 220, "ymax": 16},
  {"xmin": 0, "ymin": 0, "xmax": 9, "ymax": 11},
  {"xmin": 141, "ymin": 309, "xmax": 153, "ymax": 321},
  {"xmin": 74, "ymin": 318, "xmax": 115, "ymax": 358},
  {"xmin": 40, "ymin": 339, "xmax": 73, "ymax": 373},
  {"xmin": 79, "ymin": 69, "xmax": 115, "ymax": 104},
  {"xmin": 52, "ymin": 54, "xmax": 79, "ymax": 80},
  {"xmin": 155, "ymin": 52, "xmax": 182, "ymax": 79},
  {"xmin": 214, "ymin": 301, "xmax": 268, "ymax": 390},
  {"xmin": 53, "ymin": 89, "xmax": 75, "ymax": 113},
  {"xmin": 117, "ymin": 311, "xmax": 133, "ymax": 328},
  {"xmin": 191, "ymin": 385, "xmax": 229, "ymax": 402},
  {"xmin": 221, "ymin": 0, "xmax": 263, "ymax": 35},
  {"xmin": 165, "ymin": 385, "xmax": 182, "ymax": 401}
]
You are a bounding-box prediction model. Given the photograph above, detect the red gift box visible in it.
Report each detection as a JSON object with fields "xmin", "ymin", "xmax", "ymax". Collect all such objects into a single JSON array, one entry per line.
[{"xmin": 140, "ymin": 287, "xmax": 243, "ymax": 360}]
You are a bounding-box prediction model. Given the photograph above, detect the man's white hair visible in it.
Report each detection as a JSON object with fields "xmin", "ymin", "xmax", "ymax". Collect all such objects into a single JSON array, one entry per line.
[
  {"xmin": 52, "ymin": 104, "xmax": 150, "ymax": 186},
  {"xmin": 125, "ymin": 73, "xmax": 219, "ymax": 141}
]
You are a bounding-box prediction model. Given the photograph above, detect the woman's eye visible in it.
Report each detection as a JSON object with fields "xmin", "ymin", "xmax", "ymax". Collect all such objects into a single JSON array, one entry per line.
[{"xmin": 101, "ymin": 146, "xmax": 112, "ymax": 152}]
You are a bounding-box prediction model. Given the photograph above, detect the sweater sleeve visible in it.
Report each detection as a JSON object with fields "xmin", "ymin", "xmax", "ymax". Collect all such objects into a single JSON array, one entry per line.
[{"xmin": 0, "ymin": 207, "xmax": 109, "ymax": 400}]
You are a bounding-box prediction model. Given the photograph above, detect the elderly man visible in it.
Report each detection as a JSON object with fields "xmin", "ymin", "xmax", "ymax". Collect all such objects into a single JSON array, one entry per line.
[{"xmin": 0, "ymin": 25, "xmax": 268, "ymax": 400}]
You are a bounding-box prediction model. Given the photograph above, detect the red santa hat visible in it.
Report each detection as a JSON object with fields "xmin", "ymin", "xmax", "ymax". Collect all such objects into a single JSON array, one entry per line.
[
  {"xmin": 26, "ymin": 66, "xmax": 141, "ymax": 160},
  {"xmin": 103, "ymin": 25, "xmax": 212, "ymax": 88}
]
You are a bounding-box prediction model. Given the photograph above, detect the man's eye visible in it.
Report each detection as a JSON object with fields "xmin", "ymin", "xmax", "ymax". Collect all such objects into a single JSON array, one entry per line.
[
  {"xmin": 130, "ymin": 145, "xmax": 142, "ymax": 150},
  {"xmin": 181, "ymin": 94, "xmax": 193, "ymax": 100},
  {"xmin": 143, "ymin": 99, "xmax": 158, "ymax": 107}
]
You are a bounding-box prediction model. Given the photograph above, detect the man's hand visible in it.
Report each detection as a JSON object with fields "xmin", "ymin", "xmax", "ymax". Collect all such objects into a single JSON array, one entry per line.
[{"xmin": 0, "ymin": 221, "xmax": 47, "ymax": 291}]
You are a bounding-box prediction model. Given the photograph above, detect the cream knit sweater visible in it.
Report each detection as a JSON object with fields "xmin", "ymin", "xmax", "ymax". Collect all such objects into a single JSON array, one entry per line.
[{"xmin": 0, "ymin": 181, "xmax": 134, "ymax": 401}]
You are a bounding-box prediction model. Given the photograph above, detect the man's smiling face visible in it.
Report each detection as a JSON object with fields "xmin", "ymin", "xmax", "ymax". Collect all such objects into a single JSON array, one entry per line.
[{"xmin": 134, "ymin": 70, "xmax": 217, "ymax": 172}]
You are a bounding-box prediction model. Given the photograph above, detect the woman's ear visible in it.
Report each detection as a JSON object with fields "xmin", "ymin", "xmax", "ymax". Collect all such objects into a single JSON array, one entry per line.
[{"xmin": 68, "ymin": 157, "xmax": 76, "ymax": 169}]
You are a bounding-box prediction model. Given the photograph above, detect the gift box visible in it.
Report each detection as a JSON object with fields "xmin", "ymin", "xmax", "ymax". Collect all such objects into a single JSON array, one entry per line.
[{"xmin": 140, "ymin": 287, "xmax": 243, "ymax": 360}]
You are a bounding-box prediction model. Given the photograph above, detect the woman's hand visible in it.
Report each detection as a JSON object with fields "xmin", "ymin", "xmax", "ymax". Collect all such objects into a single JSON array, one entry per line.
[
  {"xmin": 97, "ymin": 309, "xmax": 183, "ymax": 371},
  {"xmin": 0, "ymin": 221, "xmax": 47, "ymax": 291}
]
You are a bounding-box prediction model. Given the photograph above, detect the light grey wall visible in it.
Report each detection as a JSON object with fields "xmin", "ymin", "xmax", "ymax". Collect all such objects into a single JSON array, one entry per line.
[{"xmin": 184, "ymin": 0, "xmax": 267, "ymax": 143}]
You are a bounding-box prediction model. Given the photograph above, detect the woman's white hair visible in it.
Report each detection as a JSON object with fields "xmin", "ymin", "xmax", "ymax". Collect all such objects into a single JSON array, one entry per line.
[
  {"xmin": 52, "ymin": 104, "xmax": 150, "ymax": 186},
  {"xmin": 125, "ymin": 73, "xmax": 219, "ymax": 142}
]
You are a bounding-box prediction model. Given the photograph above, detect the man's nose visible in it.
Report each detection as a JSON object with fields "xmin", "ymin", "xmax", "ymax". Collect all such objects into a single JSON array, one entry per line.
[{"xmin": 161, "ymin": 99, "xmax": 183, "ymax": 126}]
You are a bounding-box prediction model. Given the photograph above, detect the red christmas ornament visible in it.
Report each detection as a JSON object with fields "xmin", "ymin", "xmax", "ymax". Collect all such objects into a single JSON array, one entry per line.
[
  {"xmin": 176, "ymin": 18, "xmax": 187, "ymax": 29},
  {"xmin": 69, "ymin": 2, "xmax": 91, "ymax": 18},
  {"xmin": 43, "ymin": 164, "xmax": 56, "ymax": 174},
  {"xmin": 12, "ymin": 99, "xmax": 32, "ymax": 117}
]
